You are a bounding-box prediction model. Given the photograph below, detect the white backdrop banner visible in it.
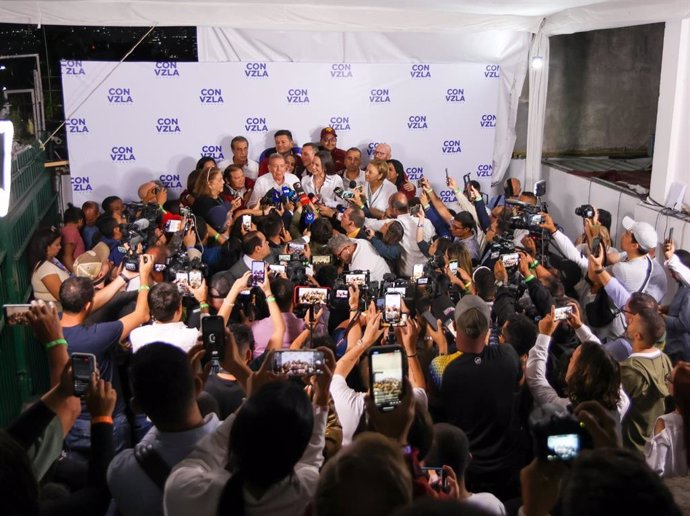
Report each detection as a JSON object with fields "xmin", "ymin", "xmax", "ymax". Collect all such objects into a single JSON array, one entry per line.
[{"xmin": 62, "ymin": 60, "xmax": 500, "ymax": 207}]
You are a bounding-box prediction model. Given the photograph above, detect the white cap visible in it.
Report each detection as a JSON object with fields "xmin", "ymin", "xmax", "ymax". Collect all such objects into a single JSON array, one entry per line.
[{"xmin": 622, "ymin": 216, "xmax": 657, "ymax": 251}]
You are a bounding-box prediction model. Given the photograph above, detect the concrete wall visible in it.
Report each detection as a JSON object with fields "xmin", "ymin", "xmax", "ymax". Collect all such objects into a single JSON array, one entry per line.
[{"xmin": 514, "ymin": 23, "xmax": 665, "ymax": 156}]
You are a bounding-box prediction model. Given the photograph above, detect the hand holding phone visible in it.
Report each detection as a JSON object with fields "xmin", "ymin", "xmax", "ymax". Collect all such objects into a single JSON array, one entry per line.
[
  {"xmin": 72, "ymin": 353, "xmax": 97, "ymax": 397},
  {"xmin": 201, "ymin": 315, "xmax": 225, "ymax": 362},
  {"xmin": 368, "ymin": 346, "xmax": 406, "ymax": 411},
  {"xmin": 251, "ymin": 261, "xmax": 266, "ymax": 287}
]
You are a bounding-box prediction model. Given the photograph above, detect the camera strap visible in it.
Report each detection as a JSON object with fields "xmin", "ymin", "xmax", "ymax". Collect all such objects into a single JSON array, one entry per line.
[
  {"xmin": 134, "ymin": 443, "xmax": 172, "ymax": 491},
  {"xmin": 637, "ymin": 255, "xmax": 654, "ymax": 294}
]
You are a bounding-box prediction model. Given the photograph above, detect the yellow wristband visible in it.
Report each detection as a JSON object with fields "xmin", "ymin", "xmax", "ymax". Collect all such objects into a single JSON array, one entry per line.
[{"xmin": 138, "ymin": 285, "xmax": 150, "ymax": 292}]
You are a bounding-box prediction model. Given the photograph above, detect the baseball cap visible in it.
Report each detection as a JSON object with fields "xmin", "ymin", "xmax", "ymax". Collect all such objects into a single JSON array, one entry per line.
[
  {"xmin": 622, "ymin": 216, "xmax": 657, "ymax": 251},
  {"xmin": 320, "ymin": 127, "xmax": 337, "ymax": 140},
  {"xmin": 73, "ymin": 250, "xmax": 103, "ymax": 281},
  {"xmin": 454, "ymin": 295, "xmax": 491, "ymax": 327}
]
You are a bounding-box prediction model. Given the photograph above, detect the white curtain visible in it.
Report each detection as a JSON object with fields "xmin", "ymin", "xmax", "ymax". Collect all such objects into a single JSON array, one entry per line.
[{"xmin": 197, "ymin": 28, "xmax": 530, "ymax": 187}]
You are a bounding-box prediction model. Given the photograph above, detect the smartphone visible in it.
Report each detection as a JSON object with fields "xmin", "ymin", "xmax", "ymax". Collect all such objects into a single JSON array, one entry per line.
[
  {"xmin": 165, "ymin": 219, "xmax": 182, "ymax": 233},
  {"xmin": 3, "ymin": 304, "xmax": 32, "ymax": 325},
  {"xmin": 294, "ymin": 286, "xmax": 329, "ymax": 306},
  {"xmin": 369, "ymin": 346, "xmax": 406, "ymax": 411},
  {"xmin": 417, "ymin": 176, "xmax": 424, "ymax": 187},
  {"xmin": 545, "ymin": 433, "xmax": 581, "ymax": 462},
  {"xmin": 463, "ymin": 172, "xmax": 471, "ymax": 189},
  {"xmin": 667, "ymin": 227, "xmax": 674, "ymax": 244},
  {"xmin": 72, "ymin": 352, "xmax": 97, "ymax": 397},
  {"xmin": 269, "ymin": 264, "xmax": 286, "ymax": 274},
  {"xmin": 312, "ymin": 255, "xmax": 332, "ymax": 265},
  {"xmin": 448, "ymin": 260, "xmax": 459, "ymax": 274},
  {"xmin": 422, "ymin": 309, "xmax": 439, "ymax": 332},
  {"xmin": 278, "ymin": 254, "xmax": 291, "ymax": 264},
  {"xmin": 201, "ymin": 315, "xmax": 225, "ymax": 362},
  {"xmin": 345, "ymin": 272, "xmax": 368, "ymax": 287},
  {"xmin": 591, "ymin": 236, "xmax": 602, "ymax": 258},
  {"xmin": 412, "ymin": 263, "xmax": 425, "ymax": 281},
  {"xmin": 501, "ymin": 253, "xmax": 519, "ymax": 268},
  {"xmin": 272, "ymin": 350, "xmax": 325, "ymax": 377},
  {"xmin": 288, "ymin": 242, "xmax": 305, "ymax": 254},
  {"xmin": 422, "ymin": 467, "xmax": 449, "ymax": 493},
  {"xmin": 410, "ymin": 204, "xmax": 421, "ymax": 216},
  {"xmin": 188, "ymin": 270, "xmax": 203, "ymax": 289},
  {"xmin": 383, "ymin": 293, "xmax": 403, "ymax": 326},
  {"xmin": 251, "ymin": 260, "xmax": 265, "ymax": 287},
  {"xmin": 444, "ymin": 167, "xmax": 450, "ymax": 186},
  {"xmin": 554, "ymin": 306, "xmax": 573, "ymax": 321},
  {"xmin": 242, "ymin": 214, "xmax": 252, "ymax": 232},
  {"xmin": 175, "ymin": 272, "xmax": 190, "ymax": 293},
  {"xmin": 305, "ymin": 265, "xmax": 314, "ymax": 277}
]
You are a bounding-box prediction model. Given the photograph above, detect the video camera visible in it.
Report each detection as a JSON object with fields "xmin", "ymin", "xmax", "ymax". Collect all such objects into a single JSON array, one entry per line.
[
  {"xmin": 504, "ymin": 199, "xmax": 544, "ymax": 231},
  {"xmin": 575, "ymin": 204, "xmax": 595, "ymax": 219},
  {"xmin": 164, "ymin": 251, "xmax": 208, "ymax": 296}
]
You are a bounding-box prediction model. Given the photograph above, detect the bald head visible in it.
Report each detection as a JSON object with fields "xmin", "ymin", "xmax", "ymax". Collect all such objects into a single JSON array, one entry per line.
[{"xmin": 389, "ymin": 192, "xmax": 409, "ymax": 215}]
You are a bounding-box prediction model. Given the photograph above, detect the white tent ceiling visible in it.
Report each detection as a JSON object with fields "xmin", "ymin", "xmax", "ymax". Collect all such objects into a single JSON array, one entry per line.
[{"xmin": 0, "ymin": 0, "xmax": 687, "ymax": 35}]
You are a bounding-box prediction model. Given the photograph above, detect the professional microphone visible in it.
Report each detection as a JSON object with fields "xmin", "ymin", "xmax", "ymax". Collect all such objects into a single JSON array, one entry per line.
[
  {"xmin": 131, "ymin": 218, "xmax": 150, "ymax": 231},
  {"xmin": 293, "ymin": 181, "xmax": 310, "ymax": 206}
]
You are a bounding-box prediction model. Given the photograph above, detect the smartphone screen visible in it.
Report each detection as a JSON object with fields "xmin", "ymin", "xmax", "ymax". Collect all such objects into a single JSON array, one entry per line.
[
  {"xmin": 546, "ymin": 433, "xmax": 581, "ymax": 461},
  {"xmin": 278, "ymin": 254, "xmax": 291, "ymax": 264},
  {"xmin": 312, "ymin": 255, "xmax": 332, "ymax": 265},
  {"xmin": 554, "ymin": 306, "xmax": 573, "ymax": 321},
  {"xmin": 272, "ymin": 350, "xmax": 325, "ymax": 376},
  {"xmin": 463, "ymin": 173, "xmax": 471, "ymax": 188},
  {"xmin": 412, "ymin": 263, "xmax": 425, "ymax": 281},
  {"xmin": 242, "ymin": 214, "xmax": 252, "ymax": 231},
  {"xmin": 448, "ymin": 260, "xmax": 459, "ymax": 274},
  {"xmin": 72, "ymin": 352, "xmax": 96, "ymax": 397},
  {"xmin": 369, "ymin": 346, "xmax": 405, "ymax": 411},
  {"xmin": 384, "ymin": 293, "xmax": 402, "ymax": 326},
  {"xmin": 251, "ymin": 261, "xmax": 265, "ymax": 287},
  {"xmin": 165, "ymin": 219, "xmax": 182, "ymax": 233},
  {"xmin": 188, "ymin": 270, "xmax": 203, "ymax": 289},
  {"xmin": 201, "ymin": 315, "xmax": 225, "ymax": 362},
  {"xmin": 294, "ymin": 286, "xmax": 329, "ymax": 306},
  {"xmin": 4, "ymin": 304, "xmax": 33, "ymax": 325},
  {"xmin": 269, "ymin": 264, "xmax": 286, "ymax": 274},
  {"xmin": 501, "ymin": 253, "xmax": 519, "ymax": 268},
  {"xmin": 345, "ymin": 272, "xmax": 368, "ymax": 287}
]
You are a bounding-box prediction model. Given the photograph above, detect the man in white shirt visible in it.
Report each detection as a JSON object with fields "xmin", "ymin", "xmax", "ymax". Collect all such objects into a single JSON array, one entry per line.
[
  {"xmin": 366, "ymin": 192, "xmax": 435, "ymax": 278},
  {"xmin": 129, "ymin": 282, "xmax": 202, "ymax": 353},
  {"xmin": 248, "ymin": 154, "xmax": 301, "ymax": 208},
  {"xmin": 230, "ymin": 136, "xmax": 259, "ymax": 180},
  {"xmin": 341, "ymin": 147, "xmax": 366, "ymax": 188},
  {"xmin": 328, "ymin": 233, "xmax": 391, "ymax": 282},
  {"xmin": 298, "ymin": 142, "xmax": 318, "ymax": 177}
]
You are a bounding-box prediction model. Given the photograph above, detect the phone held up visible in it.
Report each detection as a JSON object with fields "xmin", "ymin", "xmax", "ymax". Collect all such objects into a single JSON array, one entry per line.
[
  {"xmin": 201, "ymin": 315, "xmax": 225, "ymax": 363},
  {"xmin": 368, "ymin": 345, "xmax": 406, "ymax": 411},
  {"xmin": 271, "ymin": 350, "xmax": 325, "ymax": 377},
  {"xmin": 72, "ymin": 352, "xmax": 97, "ymax": 397}
]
